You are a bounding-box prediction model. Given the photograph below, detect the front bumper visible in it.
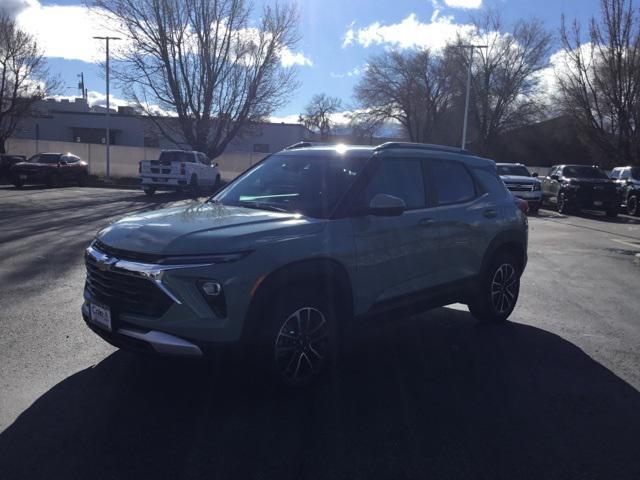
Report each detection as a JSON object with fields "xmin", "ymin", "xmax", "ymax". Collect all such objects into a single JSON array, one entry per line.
[
  {"xmin": 81, "ymin": 244, "xmax": 257, "ymax": 354},
  {"xmin": 563, "ymin": 189, "xmax": 617, "ymax": 210},
  {"xmin": 82, "ymin": 302, "xmax": 203, "ymax": 356}
]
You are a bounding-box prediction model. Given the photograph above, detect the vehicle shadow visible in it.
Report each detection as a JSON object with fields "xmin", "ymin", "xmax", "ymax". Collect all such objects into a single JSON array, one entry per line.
[{"xmin": 1, "ymin": 308, "xmax": 639, "ymax": 480}]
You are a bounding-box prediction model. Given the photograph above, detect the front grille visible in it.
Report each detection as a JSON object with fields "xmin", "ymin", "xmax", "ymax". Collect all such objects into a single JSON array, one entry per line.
[
  {"xmin": 85, "ymin": 252, "xmax": 173, "ymax": 317},
  {"xmin": 94, "ymin": 240, "xmax": 164, "ymax": 263},
  {"xmin": 506, "ymin": 183, "xmax": 534, "ymax": 192}
]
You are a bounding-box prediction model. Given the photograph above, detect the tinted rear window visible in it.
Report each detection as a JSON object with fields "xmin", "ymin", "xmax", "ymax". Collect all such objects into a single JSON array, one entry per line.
[
  {"xmin": 159, "ymin": 151, "xmax": 194, "ymax": 163},
  {"xmin": 430, "ymin": 160, "xmax": 476, "ymax": 205}
]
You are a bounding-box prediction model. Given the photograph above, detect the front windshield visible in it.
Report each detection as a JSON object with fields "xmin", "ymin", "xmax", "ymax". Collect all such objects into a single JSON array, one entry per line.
[
  {"xmin": 215, "ymin": 153, "xmax": 368, "ymax": 218},
  {"xmin": 496, "ymin": 165, "xmax": 531, "ymax": 177},
  {"xmin": 562, "ymin": 166, "xmax": 609, "ymax": 179},
  {"xmin": 28, "ymin": 154, "xmax": 61, "ymax": 164}
]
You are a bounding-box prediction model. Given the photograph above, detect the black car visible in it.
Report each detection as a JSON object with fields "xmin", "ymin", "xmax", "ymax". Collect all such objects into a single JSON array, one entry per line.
[
  {"xmin": 610, "ymin": 166, "xmax": 640, "ymax": 216},
  {"xmin": 0, "ymin": 154, "xmax": 26, "ymax": 180},
  {"xmin": 541, "ymin": 164, "xmax": 618, "ymax": 217},
  {"xmin": 10, "ymin": 153, "xmax": 89, "ymax": 188}
]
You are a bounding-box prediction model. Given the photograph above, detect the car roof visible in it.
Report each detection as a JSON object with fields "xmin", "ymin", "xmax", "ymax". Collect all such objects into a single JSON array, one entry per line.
[
  {"xmin": 279, "ymin": 142, "xmax": 495, "ymax": 167},
  {"xmin": 496, "ymin": 162, "xmax": 526, "ymax": 166}
]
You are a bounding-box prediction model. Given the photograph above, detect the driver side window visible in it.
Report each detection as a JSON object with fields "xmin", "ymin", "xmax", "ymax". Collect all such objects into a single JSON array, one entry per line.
[{"xmin": 361, "ymin": 159, "xmax": 426, "ymax": 210}]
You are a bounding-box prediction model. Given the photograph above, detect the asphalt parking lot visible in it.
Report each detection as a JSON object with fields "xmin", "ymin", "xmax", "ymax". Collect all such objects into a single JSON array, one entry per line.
[{"xmin": 1, "ymin": 185, "xmax": 640, "ymax": 479}]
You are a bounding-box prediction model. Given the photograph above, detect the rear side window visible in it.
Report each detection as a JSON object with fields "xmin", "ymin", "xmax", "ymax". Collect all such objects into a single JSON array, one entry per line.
[
  {"xmin": 362, "ymin": 159, "xmax": 426, "ymax": 210},
  {"xmin": 473, "ymin": 167, "xmax": 509, "ymax": 197},
  {"xmin": 429, "ymin": 160, "xmax": 476, "ymax": 205}
]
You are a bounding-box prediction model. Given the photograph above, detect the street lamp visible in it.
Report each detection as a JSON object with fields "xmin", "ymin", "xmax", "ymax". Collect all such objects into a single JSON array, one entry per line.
[
  {"xmin": 460, "ymin": 44, "xmax": 487, "ymax": 149},
  {"xmin": 93, "ymin": 36, "xmax": 121, "ymax": 180}
]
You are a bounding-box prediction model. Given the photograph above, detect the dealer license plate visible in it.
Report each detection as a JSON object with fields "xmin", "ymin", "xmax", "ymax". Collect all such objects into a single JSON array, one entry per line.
[{"xmin": 90, "ymin": 303, "xmax": 112, "ymax": 332}]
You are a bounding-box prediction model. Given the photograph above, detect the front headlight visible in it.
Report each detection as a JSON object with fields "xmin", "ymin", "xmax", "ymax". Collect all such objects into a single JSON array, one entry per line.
[{"xmin": 159, "ymin": 251, "xmax": 251, "ymax": 265}]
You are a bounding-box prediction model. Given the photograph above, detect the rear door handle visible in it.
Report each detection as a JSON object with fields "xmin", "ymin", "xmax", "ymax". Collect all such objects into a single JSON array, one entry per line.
[
  {"xmin": 418, "ymin": 218, "xmax": 435, "ymax": 227},
  {"xmin": 483, "ymin": 209, "xmax": 497, "ymax": 218}
]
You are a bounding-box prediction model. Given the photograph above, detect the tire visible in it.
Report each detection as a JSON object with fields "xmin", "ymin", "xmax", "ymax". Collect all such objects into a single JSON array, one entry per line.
[
  {"xmin": 213, "ymin": 174, "xmax": 221, "ymax": 193},
  {"xmin": 468, "ymin": 252, "xmax": 521, "ymax": 324},
  {"xmin": 78, "ymin": 172, "xmax": 89, "ymax": 187},
  {"xmin": 143, "ymin": 186, "xmax": 156, "ymax": 196},
  {"xmin": 190, "ymin": 174, "xmax": 199, "ymax": 197},
  {"xmin": 627, "ymin": 195, "xmax": 639, "ymax": 216},
  {"xmin": 260, "ymin": 287, "xmax": 336, "ymax": 387},
  {"xmin": 557, "ymin": 192, "xmax": 571, "ymax": 214},
  {"xmin": 529, "ymin": 206, "xmax": 539, "ymax": 215},
  {"xmin": 606, "ymin": 208, "xmax": 618, "ymax": 218},
  {"xmin": 11, "ymin": 177, "xmax": 24, "ymax": 188}
]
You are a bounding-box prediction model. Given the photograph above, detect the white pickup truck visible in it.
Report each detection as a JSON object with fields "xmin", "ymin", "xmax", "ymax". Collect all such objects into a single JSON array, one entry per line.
[{"xmin": 139, "ymin": 150, "xmax": 221, "ymax": 196}]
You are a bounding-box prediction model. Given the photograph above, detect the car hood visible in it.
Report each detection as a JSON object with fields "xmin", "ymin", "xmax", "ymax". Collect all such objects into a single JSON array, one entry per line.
[
  {"xmin": 96, "ymin": 202, "xmax": 324, "ymax": 256},
  {"xmin": 565, "ymin": 177, "xmax": 615, "ymax": 185},
  {"xmin": 500, "ymin": 175, "xmax": 540, "ymax": 184}
]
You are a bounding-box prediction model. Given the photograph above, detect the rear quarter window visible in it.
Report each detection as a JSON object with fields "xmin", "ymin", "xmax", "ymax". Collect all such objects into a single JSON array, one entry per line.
[{"xmin": 472, "ymin": 166, "xmax": 510, "ymax": 198}]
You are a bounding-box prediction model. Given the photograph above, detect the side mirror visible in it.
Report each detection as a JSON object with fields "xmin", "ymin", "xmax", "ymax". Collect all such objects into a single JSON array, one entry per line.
[
  {"xmin": 213, "ymin": 162, "xmax": 219, "ymax": 168},
  {"xmin": 550, "ymin": 174, "xmax": 559, "ymax": 181},
  {"xmin": 532, "ymin": 172, "xmax": 539, "ymax": 178},
  {"xmin": 368, "ymin": 193, "xmax": 406, "ymax": 216}
]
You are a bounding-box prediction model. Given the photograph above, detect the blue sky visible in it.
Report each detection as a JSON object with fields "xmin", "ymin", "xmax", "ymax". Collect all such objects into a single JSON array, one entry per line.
[{"xmin": 9, "ymin": 0, "xmax": 600, "ymax": 121}]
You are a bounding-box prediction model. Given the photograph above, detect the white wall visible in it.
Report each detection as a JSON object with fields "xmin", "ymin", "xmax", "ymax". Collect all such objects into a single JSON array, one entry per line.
[{"xmin": 6, "ymin": 138, "xmax": 268, "ymax": 180}]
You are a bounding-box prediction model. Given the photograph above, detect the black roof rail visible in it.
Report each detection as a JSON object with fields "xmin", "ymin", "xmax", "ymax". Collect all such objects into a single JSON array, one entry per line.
[
  {"xmin": 374, "ymin": 142, "xmax": 470, "ymax": 155},
  {"xmin": 284, "ymin": 141, "xmax": 332, "ymax": 150}
]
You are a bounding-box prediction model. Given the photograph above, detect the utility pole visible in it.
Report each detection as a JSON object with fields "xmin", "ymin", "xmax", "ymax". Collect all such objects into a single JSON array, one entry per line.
[
  {"xmin": 93, "ymin": 36, "xmax": 120, "ymax": 180},
  {"xmin": 460, "ymin": 44, "xmax": 487, "ymax": 149}
]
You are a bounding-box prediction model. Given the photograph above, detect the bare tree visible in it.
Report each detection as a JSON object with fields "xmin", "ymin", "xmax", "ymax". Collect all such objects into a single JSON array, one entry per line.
[
  {"xmin": 0, "ymin": 14, "xmax": 59, "ymax": 154},
  {"xmin": 454, "ymin": 11, "xmax": 552, "ymax": 153},
  {"xmin": 347, "ymin": 110, "xmax": 385, "ymax": 145},
  {"xmin": 557, "ymin": 0, "xmax": 640, "ymax": 165},
  {"xmin": 353, "ymin": 49, "xmax": 455, "ymax": 143},
  {"xmin": 92, "ymin": 0, "xmax": 300, "ymax": 159},
  {"xmin": 299, "ymin": 93, "xmax": 342, "ymax": 140}
]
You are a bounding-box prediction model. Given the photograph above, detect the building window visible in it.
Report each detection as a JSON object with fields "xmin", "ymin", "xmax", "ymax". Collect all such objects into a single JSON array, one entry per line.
[
  {"xmin": 253, "ymin": 143, "xmax": 269, "ymax": 153},
  {"xmin": 71, "ymin": 128, "xmax": 116, "ymax": 145}
]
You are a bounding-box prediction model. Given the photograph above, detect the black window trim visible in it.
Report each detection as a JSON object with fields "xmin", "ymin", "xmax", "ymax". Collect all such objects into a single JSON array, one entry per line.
[{"xmin": 425, "ymin": 157, "xmax": 479, "ymax": 207}]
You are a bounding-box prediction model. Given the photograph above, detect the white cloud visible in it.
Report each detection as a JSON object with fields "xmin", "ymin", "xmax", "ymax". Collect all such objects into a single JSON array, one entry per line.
[
  {"xmin": 15, "ymin": 1, "xmax": 121, "ymax": 63},
  {"xmin": 342, "ymin": 12, "xmax": 474, "ymax": 50},
  {"xmin": 15, "ymin": 1, "xmax": 310, "ymax": 69},
  {"xmin": 330, "ymin": 65, "xmax": 365, "ymax": 79},
  {"xmin": 443, "ymin": 0, "xmax": 482, "ymax": 9},
  {"xmin": 269, "ymin": 113, "xmax": 302, "ymax": 124},
  {"xmin": 279, "ymin": 48, "xmax": 313, "ymax": 67}
]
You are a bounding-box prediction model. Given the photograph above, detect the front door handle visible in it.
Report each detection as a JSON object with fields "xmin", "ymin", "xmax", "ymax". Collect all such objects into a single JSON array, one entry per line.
[
  {"xmin": 418, "ymin": 218, "xmax": 435, "ymax": 227},
  {"xmin": 483, "ymin": 209, "xmax": 497, "ymax": 218}
]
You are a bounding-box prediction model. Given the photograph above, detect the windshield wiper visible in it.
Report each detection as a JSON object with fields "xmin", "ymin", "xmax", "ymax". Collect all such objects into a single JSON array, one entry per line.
[{"xmin": 235, "ymin": 201, "xmax": 290, "ymax": 213}]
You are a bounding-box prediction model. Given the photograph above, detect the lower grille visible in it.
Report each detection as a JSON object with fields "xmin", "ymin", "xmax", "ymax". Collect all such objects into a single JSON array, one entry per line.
[
  {"xmin": 85, "ymin": 254, "xmax": 173, "ymax": 317},
  {"xmin": 506, "ymin": 184, "xmax": 534, "ymax": 192}
]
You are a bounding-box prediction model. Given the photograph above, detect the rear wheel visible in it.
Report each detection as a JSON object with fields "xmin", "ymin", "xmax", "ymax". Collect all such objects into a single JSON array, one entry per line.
[
  {"xmin": 261, "ymin": 288, "xmax": 336, "ymax": 387},
  {"xmin": 12, "ymin": 180, "xmax": 24, "ymax": 188},
  {"xmin": 78, "ymin": 172, "xmax": 89, "ymax": 187},
  {"xmin": 468, "ymin": 252, "xmax": 521, "ymax": 324},
  {"xmin": 143, "ymin": 186, "xmax": 156, "ymax": 196},
  {"xmin": 627, "ymin": 195, "xmax": 639, "ymax": 216}
]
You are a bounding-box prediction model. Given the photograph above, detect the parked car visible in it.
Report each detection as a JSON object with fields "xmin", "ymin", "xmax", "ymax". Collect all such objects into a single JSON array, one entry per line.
[
  {"xmin": 10, "ymin": 153, "xmax": 88, "ymax": 188},
  {"xmin": 82, "ymin": 142, "xmax": 528, "ymax": 386},
  {"xmin": 610, "ymin": 166, "xmax": 640, "ymax": 216},
  {"xmin": 139, "ymin": 150, "xmax": 221, "ymax": 196},
  {"xmin": 541, "ymin": 164, "xmax": 618, "ymax": 217},
  {"xmin": 0, "ymin": 154, "xmax": 26, "ymax": 180},
  {"xmin": 496, "ymin": 163, "xmax": 542, "ymax": 214}
]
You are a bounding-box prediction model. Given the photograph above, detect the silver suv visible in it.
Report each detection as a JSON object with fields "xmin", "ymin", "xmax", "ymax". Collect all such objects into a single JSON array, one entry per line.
[{"xmin": 82, "ymin": 143, "xmax": 528, "ymax": 385}]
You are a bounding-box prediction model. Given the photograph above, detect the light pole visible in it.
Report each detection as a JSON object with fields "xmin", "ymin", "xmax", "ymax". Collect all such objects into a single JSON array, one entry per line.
[
  {"xmin": 93, "ymin": 36, "xmax": 120, "ymax": 180},
  {"xmin": 460, "ymin": 44, "xmax": 487, "ymax": 149}
]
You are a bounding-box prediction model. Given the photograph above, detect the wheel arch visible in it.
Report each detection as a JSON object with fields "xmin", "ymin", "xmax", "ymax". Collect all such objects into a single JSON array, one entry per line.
[
  {"xmin": 481, "ymin": 230, "xmax": 527, "ymax": 275},
  {"xmin": 241, "ymin": 257, "xmax": 354, "ymax": 342}
]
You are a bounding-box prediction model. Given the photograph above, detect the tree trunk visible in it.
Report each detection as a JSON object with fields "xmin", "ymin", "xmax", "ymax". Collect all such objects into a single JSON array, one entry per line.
[{"xmin": 0, "ymin": 139, "xmax": 6, "ymax": 154}]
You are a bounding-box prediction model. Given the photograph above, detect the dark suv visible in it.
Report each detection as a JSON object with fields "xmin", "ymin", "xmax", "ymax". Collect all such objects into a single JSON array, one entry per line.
[
  {"xmin": 82, "ymin": 143, "xmax": 528, "ymax": 385},
  {"xmin": 610, "ymin": 166, "xmax": 640, "ymax": 216},
  {"xmin": 541, "ymin": 164, "xmax": 618, "ymax": 216}
]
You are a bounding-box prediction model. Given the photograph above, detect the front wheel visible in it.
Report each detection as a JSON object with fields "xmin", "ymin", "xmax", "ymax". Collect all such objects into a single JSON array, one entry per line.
[
  {"xmin": 143, "ymin": 186, "xmax": 156, "ymax": 196},
  {"xmin": 468, "ymin": 253, "xmax": 521, "ymax": 324},
  {"xmin": 262, "ymin": 288, "xmax": 336, "ymax": 387},
  {"xmin": 627, "ymin": 195, "xmax": 639, "ymax": 216},
  {"xmin": 557, "ymin": 192, "xmax": 571, "ymax": 214}
]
